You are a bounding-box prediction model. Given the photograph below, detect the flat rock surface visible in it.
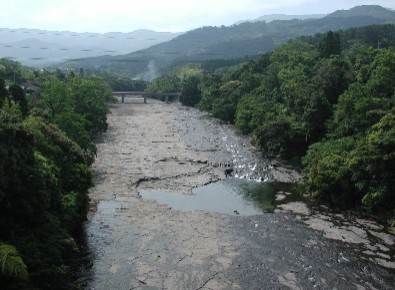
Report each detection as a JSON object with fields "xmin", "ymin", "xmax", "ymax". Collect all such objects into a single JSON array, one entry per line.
[{"xmin": 79, "ymin": 101, "xmax": 395, "ymax": 289}]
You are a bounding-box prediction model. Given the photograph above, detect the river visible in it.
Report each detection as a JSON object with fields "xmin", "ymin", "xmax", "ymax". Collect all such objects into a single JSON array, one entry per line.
[{"xmin": 75, "ymin": 100, "xmax": 394, "ymax": 289}]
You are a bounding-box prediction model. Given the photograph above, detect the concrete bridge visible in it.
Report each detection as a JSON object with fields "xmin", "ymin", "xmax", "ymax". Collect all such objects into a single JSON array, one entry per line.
[{"xmin": 112, "ymin": 91, "xmax": 181, "ymax": 104}]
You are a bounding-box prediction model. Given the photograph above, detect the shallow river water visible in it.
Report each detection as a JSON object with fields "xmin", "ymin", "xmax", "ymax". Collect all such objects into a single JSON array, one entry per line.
[
  {"xmin": 140, "ymin": 178, "xmax": 281, "ymax": 216},
  {"xmin": 76, "ymin": 101, "xmax": 394, "ymax": 289}
]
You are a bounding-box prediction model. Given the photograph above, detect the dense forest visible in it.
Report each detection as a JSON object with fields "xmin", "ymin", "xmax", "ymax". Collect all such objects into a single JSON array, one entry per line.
[
  {"xmin": 148, "ymin": 24, "xmax": 395, "ymax": 220},
  {"xmin": 0, "ymin": 60, "xmax": 113, "ymax": 289}
]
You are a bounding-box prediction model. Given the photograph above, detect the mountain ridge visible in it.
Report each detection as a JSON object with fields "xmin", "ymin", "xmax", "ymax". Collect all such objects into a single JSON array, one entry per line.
[
  {"xmin": 2, "ymin": 5, "xmax": 395, "ymax": 74},
  {"xmin": 326, "ymin": 5, "xmax": 395, "ymax": 19},
  {"xmin": 59, "ymin": 5, "xmax": 395, "ymax": 79},
  {"xmin": 235, "ymin": 13, "xmax": 327, "ymax": 25}
]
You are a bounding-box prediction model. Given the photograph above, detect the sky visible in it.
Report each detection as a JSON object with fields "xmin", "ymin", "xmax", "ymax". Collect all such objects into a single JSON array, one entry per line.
[{"xmin": 1, "ymin": 0, "xmax": 395, "ymax": 33}]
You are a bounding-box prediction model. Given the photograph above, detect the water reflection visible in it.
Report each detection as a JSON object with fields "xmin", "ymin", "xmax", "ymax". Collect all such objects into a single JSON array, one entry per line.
[{"xmin": 140, "ymin": 178, "xmax": 299, "ymax": 216}]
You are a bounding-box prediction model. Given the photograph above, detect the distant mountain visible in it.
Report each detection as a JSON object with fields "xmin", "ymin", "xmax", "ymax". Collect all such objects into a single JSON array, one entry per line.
[
  {"xmin": 0, "ymin": 28, "xmax": 181, "ymax": 67},
  {"xmin": 235, "ymin": 13, "xmax": 327, "ymax": 25},
  {"xmin": 327, "ymin": 5, "xmax": 395, "ymax": 19},
  {"xmin": 58, "ymin": 5, "xmax": 395, "ymax": 79}
]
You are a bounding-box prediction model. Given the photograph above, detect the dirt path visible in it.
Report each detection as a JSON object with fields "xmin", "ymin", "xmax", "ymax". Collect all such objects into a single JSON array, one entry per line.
[{"xmin": 82, "ymin": 101, "xmax": 394, "ymax": 289}]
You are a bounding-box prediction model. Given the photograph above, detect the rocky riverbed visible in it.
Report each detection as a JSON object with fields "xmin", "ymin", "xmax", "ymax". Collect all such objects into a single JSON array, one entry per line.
[{"xmin": 77, "ymin": 100, "xmax": 395, "ymax": 289}]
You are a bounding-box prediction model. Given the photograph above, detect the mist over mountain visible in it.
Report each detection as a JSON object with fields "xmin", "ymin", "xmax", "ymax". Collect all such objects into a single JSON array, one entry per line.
[{"xmin": 0, "ymin": 28, "xmax": 181, "ymax": 67}]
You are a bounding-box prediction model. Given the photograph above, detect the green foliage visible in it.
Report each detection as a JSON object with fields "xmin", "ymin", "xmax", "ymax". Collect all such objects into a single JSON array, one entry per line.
[
  {"xmin": 42, "ymin": 76, "xmax": 110, "ymax": 162},
  {"xmin": 54, "ymin": 111, "xmax": 96, "ymax": 163},
  {"xmin": 0, "ymin": 66, "xmax": 107, "ymax": 289},
  {"xmin": 303, "ymin": 137, "xmax": 359, "ymax": 207},
  {"xmin": 69, "ymin": 77, "xmax": 110, "ymax": 135},
  {"xmin": 235, "ymin": 94, "xmax": 262, "ymax": 134},
  {"xmin": 22, "ymin": 117, "xmax": 92, "ymax": 225},
  {"xmin": 211, "ymin": 80, "xmax": 243, "ymax": 123},
  {"xmin": 319, "ymin": 31, "xmax": 342, "ymax": 58},
  {"xmin": 0, "ymin": 78, "xmax": 9, "ymax": 108},
  {"xmin": 352, "ymin": 111, "xmax": 395, "ymax": 209},
  {"xmin": 147, "ymin": 75, "xmax": 181, "ymax": 94},
  {"xmin": 311, "ymin": 56, "xmax": 354, "ymax": 105},
  {"xmin": 42, "ymin": 77, "xmax": 75, "ymax": 118},
  {"xmin": 329, "ymin": 47, "xmax": 395, "ymax": 138},
  {"xmin": 255, "ymin": 119, "xmax": 292, "ymax": 156},
  {"xmin": 8, "ymin": 84, "xmax": 29, "ymax": 117},
  {"xmin": 189, "ymin": 24, "xmax": 395, "ymax": 215},
  {"xmin": 180, "ymin": 76, "xmax": 202, "ymax": 107},
  {"xmin": 0, "ymin": 242, "xmax": 28, "ymax": 280},
  {"xmin": 197, "ymin": 73, "xmax": 224, "ymax": 112},
  {"xmin": 303, "ymin": 46, "xmax": 395, "ymax": 210},
  {"xmin": 0, "ymin": 108, "xmax": 70, "ymax": 288},
  {"xmin": 175, "ymin": 64, "xmax": 203, "ymax": 80},
  {"xmin": 0, "ymin": 106, "xmax": 47, "ymax": 223},
  {"xmin": 0, "ymin": 59, "xmax": 22, "ymax": 82},
  {"xmin": 100, "ymin": 71, "xmax": 148, "ymax": 91},
  {"xmin": 303, "ymin": 111, "xmax": 395, "ymax": 210}
]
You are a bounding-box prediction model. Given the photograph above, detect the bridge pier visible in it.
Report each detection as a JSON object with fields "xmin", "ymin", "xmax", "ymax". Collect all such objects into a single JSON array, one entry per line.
[
  {"xmin": 122, "ymin": 94, "xmax": 125, "ymax": 103},
  {"xmin": 144, "ymin": 96, "xmax": 147, "ymax": 104}
]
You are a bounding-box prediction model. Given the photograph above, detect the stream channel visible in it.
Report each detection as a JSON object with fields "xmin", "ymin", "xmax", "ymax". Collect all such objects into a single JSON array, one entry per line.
[{"xmin": 75, "ymin": 100, "xmax": 395, "ymax": 289}]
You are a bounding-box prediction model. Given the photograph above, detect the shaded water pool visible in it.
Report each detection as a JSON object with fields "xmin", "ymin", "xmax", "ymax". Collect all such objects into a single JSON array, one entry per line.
[{"xmin": 140, "ymin": 178, "xmax": 298, "ymax": 216}]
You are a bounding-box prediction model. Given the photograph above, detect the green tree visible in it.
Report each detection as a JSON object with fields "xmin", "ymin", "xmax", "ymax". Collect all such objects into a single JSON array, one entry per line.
[
  {"xmin": 0, "ymin": 61, "xmax": 112, "ymax": 289},
  {"xmin": 319, "ymin": 30, "xmax": 341, "ymax": 58},
  {"xmin": 329, "ymin": 47, "xmax": 395, "ymax": 138},
  {"xmin": 180, "ymin": 76, "xmax": 201, "ymax": 106},
  {"xmin": 100, "ymin": 71, "xmax": 147, "ymax": 91},
  {"xmin": 197, "ymin": 73, "xmax": 222, "ymax": 112},
  {"xmin": 351, "ymin": 110, "xmax": 395, "ymax": 209},
  {"xmin": 0, "ymin": 106, "xmax": 92, "ymax": 289},
  {"xmin": 304, "ymin": 110, "xmax": 395, "ymax": 211},
  {"xmin": 235, "ymin": 93, "xmax": 263, "ymax": 134},
  {"xmin": 0, "ymin": 59, "xmax": 21, "ymax": 82},
  {"xmin": 54, "ymin": 111, "xmax": 96, "ymax": 164},
  {"xmin": 0, "ymin": 242, "xmax": 28, "ymax": 287},
  {"xmin": 69, "ymin": 77, "xmax": 110, "ymax": 136},
  {"xmin": 303, "ymin": 137, "xmax": 358, "ymax": 207},
  {"xmin": 0, "ymin": 78, "xmax": 9, "ymax": 108},
  {"xmin": 42, "ymin": 76, "xmax": 110, "ymax": 159},
  {"xmin": 312, "ymin": 56, "xmax": 354, "ymax": 105},
  {"xmin": 146, "ymin": 75, "xmax": 181, "ymax": 101},
  {"xmin": 8, "ymin": 84, "xmax": 29, "ymax": 117},
  {"xmin": 42, "ymin": 78, "xmax": 74, "ymax": 118},
  {"xmin": 23, "ymin": 116, "xmax": 92, "ymax": 226},
  {"xmin": 212, "ymin": 80, "xmax": 243, "ymax": 123}
]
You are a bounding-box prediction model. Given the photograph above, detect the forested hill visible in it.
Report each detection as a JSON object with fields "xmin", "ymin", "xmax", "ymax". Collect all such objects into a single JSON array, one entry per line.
[
  {"xmin": 59, "ymin": 5, "xmax": 395, "ymax": 78},
  {"xmin": 151, "ymin": 23, "xmax": 395, "ymax": 219}
]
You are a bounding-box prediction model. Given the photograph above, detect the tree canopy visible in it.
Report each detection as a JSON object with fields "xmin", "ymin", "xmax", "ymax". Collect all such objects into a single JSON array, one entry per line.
[{"xmin": 0, "ymin": 68, "xmax": 110, "ymax": 289}]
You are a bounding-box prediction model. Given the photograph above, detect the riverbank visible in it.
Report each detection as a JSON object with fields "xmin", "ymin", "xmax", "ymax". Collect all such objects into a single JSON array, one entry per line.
[{"xmin": 80, "ymin": 100, "xmax": 394, "ymax": 289}]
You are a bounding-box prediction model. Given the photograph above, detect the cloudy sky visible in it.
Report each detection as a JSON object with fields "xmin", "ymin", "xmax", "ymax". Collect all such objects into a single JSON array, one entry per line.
[{"xmin": 2, "ymin": 0, "xmax": 395, "ymax": 33}]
